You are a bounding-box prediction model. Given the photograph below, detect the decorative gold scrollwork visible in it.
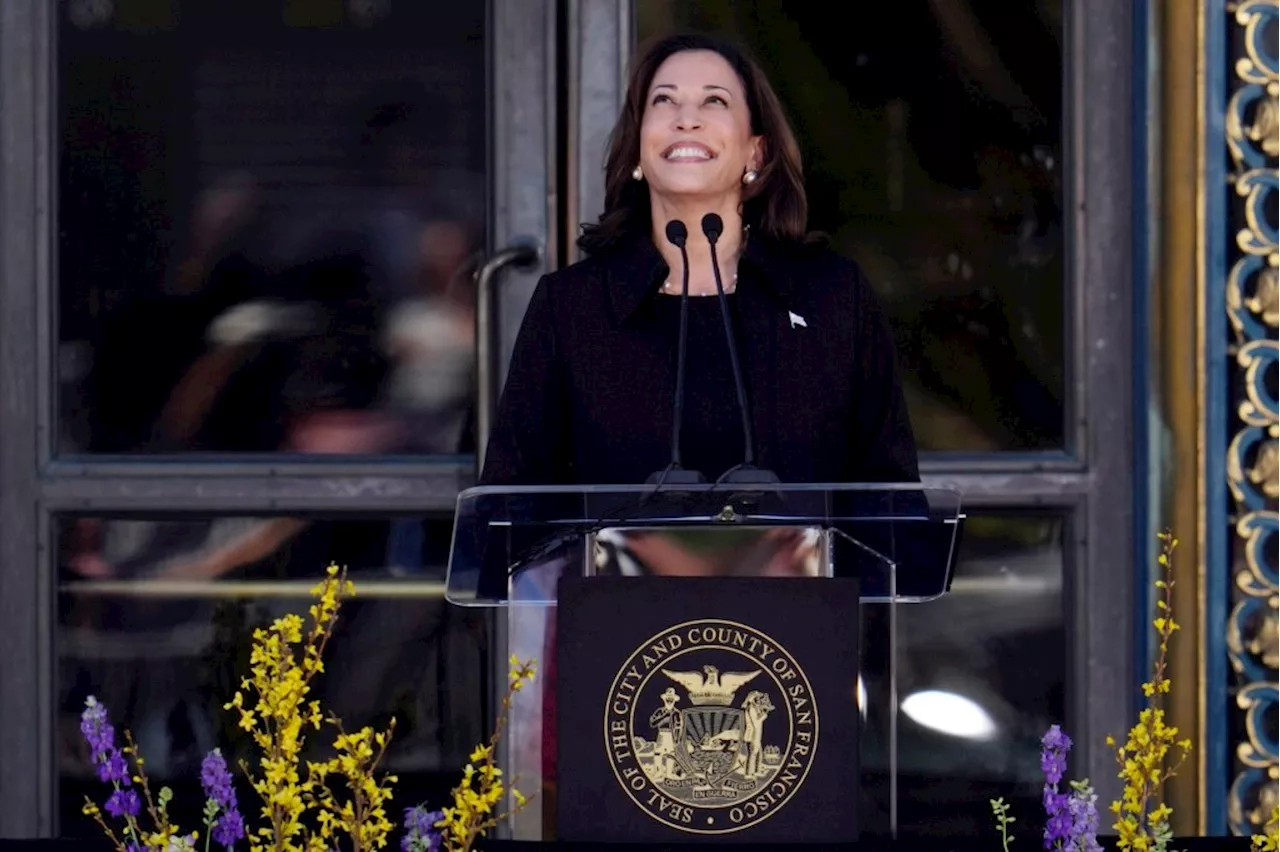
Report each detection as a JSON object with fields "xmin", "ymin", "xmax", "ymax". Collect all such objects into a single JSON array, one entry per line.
[
  {"xmin": 1240, "ymin": 605, "xmax": 1278, "ymax": 671},
  {"xmin": 1243, "ymin": 263, "xmax": 1279, "ymax": 327},
  {"xmin": 1244, "ymin": 439, "xmax": 1278, "ymax": 500},
  {"xmin": 1224, "ymin": 0, "xmax": 1279, "ymax": 838},
  {"xmin": 1246, "ymin": 98, "xmax": 1279, "ymax": 158}
]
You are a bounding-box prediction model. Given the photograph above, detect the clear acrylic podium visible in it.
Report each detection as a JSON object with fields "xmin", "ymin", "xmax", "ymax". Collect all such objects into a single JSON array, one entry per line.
[{"xmin": 445, "ymin": 481, "xmax": 963, "ymax": 840}]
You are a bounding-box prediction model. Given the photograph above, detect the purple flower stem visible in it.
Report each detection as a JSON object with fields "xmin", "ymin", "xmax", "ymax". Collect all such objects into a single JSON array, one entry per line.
[{"xmin": 204, "ymin": 806, "xmax": 216, "ymax": 852}]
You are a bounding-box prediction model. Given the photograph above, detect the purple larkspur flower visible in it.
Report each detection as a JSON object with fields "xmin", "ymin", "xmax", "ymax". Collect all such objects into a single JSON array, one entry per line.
[
  {"xmin": 200, "ymin": 749, "xmax": 244, "ymax": 849},
  {"xmin": 1040, "ymin": 725, "xmax": 1077, "ymax": 849},
  {"xmin": 213, "ymin": 809, "xmax": 246, "ymax": 848},
  {"xmin": 104, "ymin": 788, "xmax": 141, "ymax": 819},
  {"xmin": 1043, "ymin": 795, "xmax": 1073, "ymax": 848},
  {"xmin": 99, "ymin": 751, "xmax": 130, "ymax": 785},
  {"xmin": 1039, "ymin": 724, "xmax": 1072, "ymax": 785},
  {"xmin": 1067, "ymin": 787, "xmax": 1102, "ymax": 852},
  {"xmin": 200, "ymin": 749, "xmax": 236, "ymax": 809},
  {"xmin": 79, "ymin": 697, "xmax": 113, "ymax": 756},
  {"xmin": 402, "ymin": 806, "xmax": 444, "ymax": 852},
  {"xmin": 79, "ymin": 697, "xmax": 131, "ymax": 786}
]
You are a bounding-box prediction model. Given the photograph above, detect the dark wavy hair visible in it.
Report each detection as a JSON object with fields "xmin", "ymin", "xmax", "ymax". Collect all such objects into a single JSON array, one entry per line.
[{"xmin": 577, "ymin": 33, "xmax": 808, "ymax": 255}]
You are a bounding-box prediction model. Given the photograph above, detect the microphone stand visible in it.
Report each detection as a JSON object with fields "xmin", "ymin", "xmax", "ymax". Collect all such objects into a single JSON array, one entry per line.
[
  {"xmin": 702, "ymin": 213, "xmax": 781, "ymax": 494},
  {"xmin": 646, "ymin": 219, "xmax": 706, "ymax": 490}
]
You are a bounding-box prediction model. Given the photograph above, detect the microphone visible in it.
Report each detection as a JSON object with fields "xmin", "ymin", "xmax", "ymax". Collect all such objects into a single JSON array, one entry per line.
[
  {"xmin": 702, "ymin": 213, "xmax": 779, "ymax": 486},
  {"xmin": 646, "ymin": 219, "xmax": 706, "ymax": 487}
]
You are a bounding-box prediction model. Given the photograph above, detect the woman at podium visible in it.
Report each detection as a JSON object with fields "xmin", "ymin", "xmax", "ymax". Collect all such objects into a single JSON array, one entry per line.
[
  {"xmin": 480, "ymin": 32, "xmax": 918, "ymax": 489},
  {"xmin": 474, "ymin": 34, "xmax": 922, "ymax": 829}
]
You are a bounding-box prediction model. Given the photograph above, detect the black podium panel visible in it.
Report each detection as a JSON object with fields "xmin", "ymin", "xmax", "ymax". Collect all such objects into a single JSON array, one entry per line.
[{"xmin": 556, "ymin": 576, "xmax": 861, "ymax": 844}]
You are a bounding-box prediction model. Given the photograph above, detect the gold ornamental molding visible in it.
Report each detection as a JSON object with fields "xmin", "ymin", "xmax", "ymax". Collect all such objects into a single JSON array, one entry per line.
[{"xmin": 1222, "ymin": 0, "xmax": 1279, "ymax": 837}]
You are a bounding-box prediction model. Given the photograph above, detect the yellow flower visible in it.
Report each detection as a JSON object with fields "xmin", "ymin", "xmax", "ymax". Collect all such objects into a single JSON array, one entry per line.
[
  {"xmin": 212, "ymin": 564, "xmax": 398, "ymax": 851},
  {"xmin": 1107, "ymin": 532, "xmax": 1193, "ymax": 849},
  {"xmin": 1250, "ymin": 806, "xmax": 1279, "ymax": 851},
  {"xmin": 436, "ymin": 657, "xmax": 539, "ymax": 851},
  {"xmin": 81, "ymin": 562, "xmax": 483, "ymax": 851}
]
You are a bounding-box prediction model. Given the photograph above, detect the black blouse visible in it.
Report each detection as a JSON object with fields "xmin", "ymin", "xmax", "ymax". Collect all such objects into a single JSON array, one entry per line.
[{"xmin": 649, "ymin": 292, "xmax": 747, "ymax": 480}]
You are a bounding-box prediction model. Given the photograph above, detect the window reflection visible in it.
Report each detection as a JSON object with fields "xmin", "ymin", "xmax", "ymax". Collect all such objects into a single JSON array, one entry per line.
[
  {"xmin": 895, "ymin": 514, "xmax": 1064, "ymax": 837},
  {"xmin": 637, "ymin": 1, "xmax": 1065, "ymax": 451},
  {"xmin": 59, "ymin": 2, "xmax": 486, "ymax": 455},
  {"xmin": 56, "ymin": 513, "xmax": 487, "ymax": 839}
]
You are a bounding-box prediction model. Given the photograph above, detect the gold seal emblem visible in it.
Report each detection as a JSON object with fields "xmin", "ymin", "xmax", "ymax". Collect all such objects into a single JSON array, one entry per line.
[{"xmin": 603, "ymin": 619, "xmax": 818, "ymax": 834}]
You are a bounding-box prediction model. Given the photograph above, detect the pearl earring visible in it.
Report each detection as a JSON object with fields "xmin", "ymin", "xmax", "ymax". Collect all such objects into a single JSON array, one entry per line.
[
  {"xmin": 632, "ymin": 165, "xmax": 643, "ymax": 181},
  {"xmin": 743, "ymin": 169, "xmax": 759, "ymax": 185}
]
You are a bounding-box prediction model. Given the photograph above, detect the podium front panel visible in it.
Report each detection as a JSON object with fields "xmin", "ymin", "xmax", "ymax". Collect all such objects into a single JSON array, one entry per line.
[{"xmin": 555, "ymin": 575, "xmax": 862, "ymax": 843}]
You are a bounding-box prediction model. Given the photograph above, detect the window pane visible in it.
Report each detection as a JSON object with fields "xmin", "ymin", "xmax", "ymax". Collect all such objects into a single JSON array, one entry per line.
[
  {"xmin": 897, "ymin": 513, "xmax": 1065, "ymax": 837},
  {"xmin": 56, "ymin": 513, "xmax": 487, "ymax": 838},
  {"xmin": 636, "ymin": 2, "xmax": 1065, "ymax": 451},
  {"xmin": 59, "ymin": 2, "xmax": 485, "ymax": 455}
]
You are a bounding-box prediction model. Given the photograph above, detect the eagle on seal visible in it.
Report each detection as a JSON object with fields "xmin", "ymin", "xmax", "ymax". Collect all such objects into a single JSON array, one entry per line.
[{"xmin": 661, "ymin": 665, "xmax": 760, "ymax": 706}]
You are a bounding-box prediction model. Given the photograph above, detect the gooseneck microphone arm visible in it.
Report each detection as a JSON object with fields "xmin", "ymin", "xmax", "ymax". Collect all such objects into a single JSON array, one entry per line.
[
  {"xmin": 702, "ymin": 213, "xmax": 758, "ymax": 471},
  {"xmin": 646, "ymin": 220, "xmax": 705, "ymax": 487},
  {"xmin": 668, "ymin": 220, "xmax": 692, "ymax": 469}
]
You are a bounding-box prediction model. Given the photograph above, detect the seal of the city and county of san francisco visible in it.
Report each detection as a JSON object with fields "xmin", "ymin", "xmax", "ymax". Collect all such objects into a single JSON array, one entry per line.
[{"xmin": 603, "ymin": 618, "xmax": 819, "ymax": 834}]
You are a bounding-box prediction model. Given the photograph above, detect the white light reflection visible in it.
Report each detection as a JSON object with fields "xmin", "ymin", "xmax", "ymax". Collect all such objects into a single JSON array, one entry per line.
[
  {"xmin": 900, "ymin": 689, "xmax": 997, "ymax": 741},
  {"xmin": 855, "ymin": 675, "xmax": 867, "ymax": 719}
]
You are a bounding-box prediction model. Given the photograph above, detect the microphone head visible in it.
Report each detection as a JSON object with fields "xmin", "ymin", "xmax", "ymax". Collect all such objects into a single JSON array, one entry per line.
[
  {"xmin": 700, "ymin": 213, "xmax": 724, "ymax": 243},
  {"xmin": 664, "ymin": 220, "xmax": 688, "ymax": 248}
]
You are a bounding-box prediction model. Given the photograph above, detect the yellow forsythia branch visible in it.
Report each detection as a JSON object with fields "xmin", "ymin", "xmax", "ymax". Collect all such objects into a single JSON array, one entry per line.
[
  {"xmin": 1105, "ymin": 531, "xmax": 1193, "ymax": 851},
  {"xmin": 436, "ymin": 656, "xmax": 539, "ymax": 852}
]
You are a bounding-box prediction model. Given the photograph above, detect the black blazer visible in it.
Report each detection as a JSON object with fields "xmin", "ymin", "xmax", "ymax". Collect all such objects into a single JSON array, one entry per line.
[{"xmin": 478, "ymin": 232, "xmax": 919, "ymax": 486}]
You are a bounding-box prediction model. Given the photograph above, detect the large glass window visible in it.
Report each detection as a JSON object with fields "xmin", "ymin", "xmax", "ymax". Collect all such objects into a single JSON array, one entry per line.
[
  {"xmin": 59, "ymin": 1, "xmax": 486, "ymax": 456},
  {"xmin": 636, "ymin": 1, "xmax": 1065, "ymax": 452}
]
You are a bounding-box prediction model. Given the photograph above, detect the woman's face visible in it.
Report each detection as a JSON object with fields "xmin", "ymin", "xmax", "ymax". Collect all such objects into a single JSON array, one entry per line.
[{"xmin": 638, "ymin": 49, "xmax": 762, "ymax": 206}]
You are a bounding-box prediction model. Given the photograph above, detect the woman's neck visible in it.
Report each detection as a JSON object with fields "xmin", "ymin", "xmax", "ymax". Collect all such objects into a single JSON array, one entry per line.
[{"xmin": 650, "ymin": 197, "xmax": 744, "ymax": 296}]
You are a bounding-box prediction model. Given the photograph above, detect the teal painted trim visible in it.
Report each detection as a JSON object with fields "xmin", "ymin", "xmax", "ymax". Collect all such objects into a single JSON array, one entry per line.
[{"xmin": 1202, "ymin": 0, "xmax": 1229, "ymax": 835}]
